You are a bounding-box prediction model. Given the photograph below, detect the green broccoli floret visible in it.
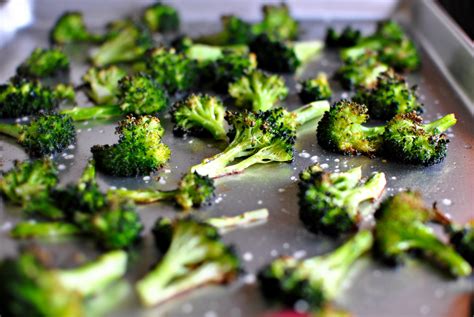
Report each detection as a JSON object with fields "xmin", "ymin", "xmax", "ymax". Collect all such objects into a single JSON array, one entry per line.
[
  {"xmin": 81, "ymin": 65, "xmax": 127, "ymax": 105},
  {"xmin": 258, "ymin": 230, "xmax": 373, "ymax": 311},
  {"xmin": 0, "ymin": 77, "xmax": 75, "ymax": 118},
  {"xmin": 299, "ymin": 164, "xmax": 386, "ymax": 235},
  {"xmin": 191, "ymin": 101, "xmax": 330, "ymax": 178},
  {"xmin": 0, "ymin": 113, "xmax": 76, "ymax": 157},
  {"xmin": 0, "ymin": 249, "xmax": 128, "ymax": 317},
  {"xmin": 352, "ymin": 70, "xmax": 423, "ymax": 120},
  {"xmin": 63, "ymin": 73, "xmax": 169, "ymax": 121},
  {"xmin": 228, "ymin": 70, "xmax": 288, "ymax": 112},
  {"xmin": 374, "ymin": 191, "xmax": 471, "ymax": 277},
  {"xmin": 91, "ymin": 115, "xmax": 171, "ymax": 176},
  {"xmin": 335, "ymin": 52, "xmax": 389, "ymax": 90},
  {"xmin": 16, "ymin": 48, "xmax": 69, "ymax": 78},
  {"xmin": 249, "ymin": 34, "xmax": 322, "ymax": 73},
  {"xmin": 382, "ymin": 112, "xmax": 456, "ymax": 166},
  {"xmin": 90, "ymin": 20, "xmax": 152, "ymax": 67},
  {"xmin": 252, "ymin": 3, "xmax": 299, "ymax": 41},
  {"xmin": 170, "ymin": 93, "xmax": 226, "ymax": 140},
  {"xmin": 0, "ymin": 159, "xmax": 58, "ymax": 208},
  {"xmin": 298, "ymin": 72, "xmax": 332, "ymax": 104},
  {"xmin": 142, "ymin": 2, "xmax": 180, "ymax": 32},
  {"xmin": 316, "ymin": 100, "xmax": 385, "ymax": 156},
  {"xmin": 193, "ymin": 15, "xmax": 254, "ymax": 46},
  {"xmin": 325, "ymin": 26, "xmax": 361, "ymax": 48},
  {"xmin": 145, "ymin": 47, "xmax": 198, "ymax": 93},
  {"xmin": 50, "ymin": 11, "xmax": 102, "ymax": 44},
  {"xmin": 136, "ymin": 217, "xmax": 240, "ymax": 307}
]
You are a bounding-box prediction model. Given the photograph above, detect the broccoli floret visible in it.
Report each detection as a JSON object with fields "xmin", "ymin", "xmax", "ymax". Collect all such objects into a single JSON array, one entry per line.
[
  {"xmin": 136, "ymin": 217, "xmax": 240, "ymax": 307},
  {"xmin": 316, "ymin": 100, "xmax": 385, "ymax": 156},
  {"xmin": 206, "ymin": 208, "xmax": 269, "ymax": 232},
  {"xmin": 91, "ymin": 21, "xmax": 152, "ymax": 67},
  {"xmin": 170, "ymin": 93, "xmax": 226, "ymax": 140},
  {"xmin": 325, "ymin": 26, "xmax": 361, "ymax": 48},
  {"xmin": 111, "ymin": 171, "xmax": 215, "ymax": 210},
  {"xmin": 0, "ymin": 249, "xmax": 128, "ymax": 317},
  {"xmin": 92, "ymin": 115, "xmax": 170, "ymax": 176},
  {"xmin": 0, "ymin": 113, "xmax": 76, "ymax": 157},
  {"xmin": 194, "ymin": 15, "xmax": 254, "ymax": 46},
  {"xmin": 258, "ymin": 230, "xmax": 373, "ymax": 311},
  {"xmin": 81, "ymin": 65, "xmax": 127, "ymax": 105},
  {"xmin": 16, "ymin": 48, "xmax": 69, "ymax": 78},
  {"xmin": 142, "ymin": 2, "xmax": 180, "ymax": 32},
  {"xmin": 298, "ymin": 164, "xmax": 386, "ymax": 235},
  {"xmin": 0, "ymin": 159, "xmax": 58, "ymax": 208},
  {"xmin": 249, "ymin": 34, "xmax": 322, "ymax": 73},
  {"xmin": 0, "ymin": 77, "xmax": 75, "ymax": 118},
  {"xmin": 252, "ymin": 3, "xmax": 299, "ymax": 41},
  {"xmin": 145, "ymin": 47, "xmax": 198, "ymax": 93},
  {"xmin": 228, "ymin": 70, "xmax": 288, "ymax": 112},
  {"xmin": 50, "ymin": 11, "xmax": 102, "ymax": 44},
  {"xmin": 352, "ymin": 70, "xmax": 423, "ymax": 120},
  {"xmin": 335, "ymin": 52, "xmax": 389, "ymax": 90},
  {"xmin": 382, "ymin": 112, "xmax": 456, "ymax": 166},
  {"xmin": 191, "ymin": 101, "xmax": 330, "ymax": 178},
  {"xmin": 298, "ymin": 72, "xmax": 332, "ymax": 104},
  {"xmin": 374, "ymin": 191, "xmax": 472, "ymax": 277}
]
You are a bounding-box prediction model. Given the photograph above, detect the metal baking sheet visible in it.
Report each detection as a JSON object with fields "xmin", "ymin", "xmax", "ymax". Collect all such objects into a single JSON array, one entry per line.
[{"xmin": 1, "ymin": 1, "xmax": 473, "ymax": 317}]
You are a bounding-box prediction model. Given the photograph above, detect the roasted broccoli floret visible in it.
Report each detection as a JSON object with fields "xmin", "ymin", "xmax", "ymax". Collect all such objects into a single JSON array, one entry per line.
[
  {"xmin": 142, "ymin": 2, "xmax": 180, "ymax": 32},
  {"xmin": 353, "ymin": 70, "xmax": 423, "ymax": 120},
  {"xmin": 252, "ymin": 3, "xmax": 299, "ymax": 41},
  {"xmin": 63, "ymin": 73, "xmax": 169, "ymax": 121},
  {"xmin": 16, "ymin": 48, "xmax": 69, "ymax": 78},
  {"xmin": 335, "ymin": 52, "xmax": 389, "ymax": 90},
  {"xmin": 0, "ymin": 77, "xmax": 75, "ymax": 118},
  {"xmin": 0, "ymin": 113, "xmax": 76, "ymax": 157},
  {"xmin": 136, "ymin": 217, "xmax": 240, "ymax": 307},
  {"xmin": 0, "ymin": 249, "xmax": 128, "ymax": 317},
  {"xmin": 50, "ymin": 11, "xmax": 102, "ymax": 44},
  {"xmin": 92, "ymin": 115, "xmax": 170, "ymax": 176},
  {"xmin": 382, "ymin": 112, "xmax": 456, "ymax": 166},
  {"xmin": 316, "ymin": 100, "xmax": 385, "ymax": 156},
  {"xmin": 299, "ymin": 164, "xmax": 386, "ymax": 235},
  {"xmin": 374, "ymin": 191, "xmax": 471, "ymax": 277},
  {"xmin": 170, "ymin": 93, "xmax": 226, "ymax": 140},
  {"xmin": 298, "ymin": 72, "xmax": 332, "ymax": 104},
  {"xmin": 325, "ymin": 26, "xmax": 361, "ymax": 48},
  {"xmin": 258, "ymin": 230, "xmax": 373, "ymax": 311},
  {"xmin": 194, "ymin": 15, "xmax": 254, "ymax": 46},
  {"xmin": 81, "ymin": 65, "xmax": 127, "ymax": 105},
  {"xmin": 191, "ymin": 101, "xmax": 330, "ymax": 178},
  {"xmin": 228, "ymin": 70, "xmax": 288, "ymax": 112}
]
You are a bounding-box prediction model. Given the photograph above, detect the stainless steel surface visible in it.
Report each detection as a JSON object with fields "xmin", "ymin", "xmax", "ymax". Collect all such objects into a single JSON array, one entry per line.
[{"xmin": 1, "ymin": 2, "xmax": 473, "ymax": 317}]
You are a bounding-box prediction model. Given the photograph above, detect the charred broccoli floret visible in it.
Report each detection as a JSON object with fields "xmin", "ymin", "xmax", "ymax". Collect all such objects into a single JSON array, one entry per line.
[
  {"xmin": 325, "ymin": 26, "xmax": 361, "ymax": 48},
  {"xmin": 258, "ymin": 230, "xmax": 373, "ymax": 311},
  {"xmin": 170, "ymin": 93, "xmax": 226, "ymax": 140},
  {"xmin": 136, "ymin": 217, "xmax": 240, "ymax": 307},
  {"xmin": 81, "ymin": 65, "xmax": 127, "ymax": 105},
  {"xmin": 252, "ymin": 3, "xmax": 299, "ymax": 41},
  {"xmin": 0, "ymin": 113, "xmax": 76, "ymax": 157},
  {"xmin": 298, "ymin": 164, "xmax": 386, "ymax": 235},
  {"xmin": 335, "ymin": 52, "xmax": 389, "ymax": 90},
  {"xmin": 17, "ymin": 48, "xmax": 69, "ymax": 78},
  {"xmin": 194, "ymin": 15, "xmax": 253, "ymax": 46},
  {"xmin": 353, "ymin": 70, "xmax": 423, "ymax": 120},
  {"xmin": 142, "ymin": 2, "xmax": 180, "ymax": 32},
  {"xmin": 382, "ymin": 112, "xmax": 456, "ymax": 166},
  {"xmin": 374, "ymin": 191, "xmax": 471, "ymax": 277},
  {"xmin": 228, "ymin": 70, "xmax": 288, "ymax": 112},
  {"xmin": 298, "ymin": 72, "xmax": 332, "ymax": 104},
  {"xmin": 191, "ymin": 101, "xmax": 330, "ymax": 178},
  {"xmin": 91, "ymin": 115, "xmax": 170, "ymax": 176},
  {"xmin": 50, "ymin": 11, "xmax": 102, "ymax": 44},
  {"xmin": 316, "ymin": 100, "xmax": 385, "ymax": 156}
]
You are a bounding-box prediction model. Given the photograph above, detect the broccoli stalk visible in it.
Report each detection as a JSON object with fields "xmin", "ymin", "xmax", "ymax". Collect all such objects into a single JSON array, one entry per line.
[
  {"xmin": 207, "ymin": 208, "xmax": 269, "ymax": 232},
  {"xmin": 11, "ymin": 222, "xmax": 80, "ymax": 239},
  {"xmin": 184, "ymin": 43, "xmax": 248, "ymax": 61},
  {"xmin": 258, "ymin": 230, "xmax": 373, "ymax": 311}
]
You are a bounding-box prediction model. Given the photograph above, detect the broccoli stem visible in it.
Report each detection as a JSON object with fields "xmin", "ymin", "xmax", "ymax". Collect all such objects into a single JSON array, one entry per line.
[
  {"xmin": 55, "ymin": 250, "xmax": 128, "ymax": 297},
  {"xmin": 11, "ymin": 222, "xmax": 80, "ymax": 239},
  {"xmin": 0, "ymin": 122, "xmax": 21, "ymax": 139},
  {"xmin": 112, "ymin": 188, "xmax": 177, "ymax": 204},
  {"xmin": 344, "ymin": 172, "xmax": 386, "ymax": 219},
  {"xmin": 292, "ymin": 100, "xmax": 330, "ymax": 126},
  {"xmin": 293, "ymin": 40, "xmax": 323, "ymax": 66},
  {"xmin": 186, "ymin": 44, "xmax": 248, "ymax": 61},
  {"xmin": 206, "ymin": 208, "xmax": 269, "ymax": 231},
  {"xmin": 61, "ymin": 105, "xmax": 122, "ymax": 121},
  {"xmin": 85, "ymin": 280, "xmax": 131, "ymax": 317},
  {"xmin": 423, "ymin": 114, "xmax": 456, "ymax": 134}
]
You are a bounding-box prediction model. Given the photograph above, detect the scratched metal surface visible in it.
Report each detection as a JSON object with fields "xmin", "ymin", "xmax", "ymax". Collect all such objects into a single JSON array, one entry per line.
[{"xmin": 0, "ymin": 3, "xmax": 473, "ymax": 317}]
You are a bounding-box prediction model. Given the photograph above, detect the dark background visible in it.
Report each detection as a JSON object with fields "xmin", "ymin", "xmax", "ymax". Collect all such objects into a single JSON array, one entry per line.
[{"xmin": 438, "ymin": 0, "xmax": 473, "ymax": 40}]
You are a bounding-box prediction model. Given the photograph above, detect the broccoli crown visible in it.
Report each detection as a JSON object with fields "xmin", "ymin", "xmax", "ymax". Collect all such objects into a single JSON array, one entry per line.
[
  {"xmin": 353, "ymin": 71, "xmax": 423, "ymax": 120},
  {"xmin": 382, "ymin": 112, "xmax": 456, "ymax": 166},
  {"xmin": 0, "ymin": 159, "xmax": 58, "ymax": 207},
  {"xmin": 92, "ymin": 115, "xmax": 170, "ymax": 176},
  {"xmin": 18, "ymin": 113, "xmax": 76, "ymax": 157},
  {"xmin": 17, "ymin": 48, "xmax": 69, "ymax": 78},
  {"xmin": 143, "ymin": 2, "xmax": 180, "ymax": 32},
  {"xmin": 252, "ymin": 3, "xmax": 299, "ymax": 41},
  {"xmin": 449, "ymin": 221, "xmax": 474, "ymax": 266},
  {"xmin": 50, "ymin": 11, "xmax": 101, "ymax": 44},
  {"xmin": 228, "ymin": 70, "xmax": 288, "ymax": 112},
  {"xmin": 249, "ymin": 34, "xmax": 299, "ymax": 73},
  {"xmin": 146, "ymin": 47, "xmax": 198, "ymax": 93},
  {"xmin": 170, "ymin": 93, "xmax": 226, "ymax": 140},
  {"xmin": 137, "ymin": 217, "xmax": 240, "ymax": 307},
  {"xmin": 298, "ymin": 72, "xmax": 332, "ymax": 104},
  {"xmin": 298, "ymin": 164, "xmax": 386, "ymax": 235},
  {"xmin": 375, "ymin": 20, "xmax": 405, "ymax": 41},
  {"xmin": 316, "ymin": 100, "xmax": 384, "ymax": 156},
  {"xmin": 335, "ymin": 52, "xmax": 389, "ymax": 90},
  {"xmin": 379, "ymin": 38, "xmax": 420, "ymax": 72},
  {"xmin": 325, "ymin": 26, "xmax": 361, "ymax": 48},
  {"xmin": 193, "ymin": 15, "xmax": 253, "ymax": 46},
  {"xmin": 174, "ymin": 172, "xmax": 216, "ymax": 209},
  {"xmin": 82, "ymin": 65, "xmax": 127, "ymax": 105},
  {"xmin": 374, "ymin": 191, "xmax": 472, "ymax": 277}
]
